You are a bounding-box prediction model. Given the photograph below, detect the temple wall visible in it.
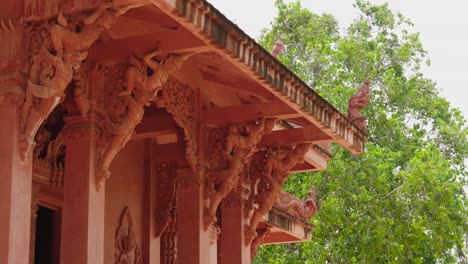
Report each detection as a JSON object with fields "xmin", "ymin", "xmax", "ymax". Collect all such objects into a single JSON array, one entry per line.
[{"xmin": 105, "ymin": 139, "xmax": 146, "ymax": 263}]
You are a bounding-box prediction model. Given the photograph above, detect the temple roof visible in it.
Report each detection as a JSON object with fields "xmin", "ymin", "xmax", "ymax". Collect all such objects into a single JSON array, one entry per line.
[{"xmin": 150, "ymin": 0, "xmax": 367, "ymax": 154}]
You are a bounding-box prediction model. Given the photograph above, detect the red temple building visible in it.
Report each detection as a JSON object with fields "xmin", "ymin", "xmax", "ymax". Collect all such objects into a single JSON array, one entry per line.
[{"xmin": 0, "ymin": 0, "xmax": 368, "ymax": 263}]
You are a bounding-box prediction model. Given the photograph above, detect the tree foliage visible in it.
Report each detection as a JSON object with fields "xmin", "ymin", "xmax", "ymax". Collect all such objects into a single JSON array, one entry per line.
[{"xmin": 254, "ymin": 1, "xmax": 468, "ymax": 263}]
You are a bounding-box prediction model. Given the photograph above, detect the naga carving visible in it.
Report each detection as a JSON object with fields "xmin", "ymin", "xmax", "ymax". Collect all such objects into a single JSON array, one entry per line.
[
  {"xmin": 19, "ymin": 1, "xmax": 142, "ymax": 161},
  {"xmin": 274, "ymin": 187, "xmax": 318, "ymax": 221},
  {"xmin": 348, "ymin": 79, "xmax": 370, "ymax": 131},
  {"xmin": 94, "ymin": 50, "xmax": 192, "ymax": 185},
  {"xmin": 202, "ymin": 118, "xmax": 277, "ymax": 229},
  {"xmin": 245, "ymin": 143, "xmax": 312, "ymax": 246},
  {"xmin": 115, "ymin": 207, "xmax": 142, "ymax": 264}
]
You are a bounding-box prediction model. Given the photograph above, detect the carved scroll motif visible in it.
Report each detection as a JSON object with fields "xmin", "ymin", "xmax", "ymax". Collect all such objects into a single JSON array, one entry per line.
[
  {"xmin": 201, "ymin": 118, "xmax": 277, "ymax": 230},
  {"xmin": 115, "ymin": 207, "xmax": 142, "ymax": 264},
  {"xmin": 348, "ymin": 79, "xmax": 370, "ymax": 131},
  {"xmin": 245, "ymin": 143, "xmax": 312, "ymax": 246},
  {"xmin": 274, "ymin": 187, "xmax": 318, "ymax": 221},
  {"xmin": 155, "ymin": 162, "xmax": 177, "ymax": 238}
]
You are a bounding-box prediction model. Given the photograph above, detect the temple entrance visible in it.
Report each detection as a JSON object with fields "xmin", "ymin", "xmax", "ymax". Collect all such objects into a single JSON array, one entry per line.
[{"xmin": 34, "ymin": 206, "xmax": 61, "ymax": 264}]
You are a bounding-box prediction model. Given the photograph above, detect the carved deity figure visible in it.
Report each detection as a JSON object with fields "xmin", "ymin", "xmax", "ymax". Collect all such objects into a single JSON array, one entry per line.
[
  {"xmin": 99, "ymin": 94, "xmax": 145, "ymax": 179},
  {"xmin": 247, "ymin": 143, "xmax": 311, "ymax": 245},
  {"xmin": 21, "ymin": 47, "xmax": 77, "ymax": 160},
  {"xmin": 204, "ymin": 118, "xmax": 277, "ymax": 229},
  {"xmin": 20, "ymin": 1, "xmax": 142, "ymax": 161},
  {"xmin": 97, "ymin": 50, "xmax": 193, "ymax": 180},
  {"xmin": 121, "ymin": 50, "xmax": 193, "ymax": 99},
  {"xmin": 348, "ymin": 79, "xmax": 370, "ymax": 131},
  {"xmin": 50, "ymin": 1, "xmax": 143, "ymax": 59}
]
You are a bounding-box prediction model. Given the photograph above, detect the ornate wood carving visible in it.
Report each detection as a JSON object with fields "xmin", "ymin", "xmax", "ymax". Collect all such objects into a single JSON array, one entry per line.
[
  {"xmin": 162, "ymin": 78, "xmax": 197, "ymax": 169},
  {"xmin": 250, "ymin": 228, "xmax": 271, "ymax": 260},
  {"xmin": 160, "ymin": 205, "xmax": 177, "ymax": 264},
  {"xmin": 115, "ymin": 207, "xmax": 142, "ymax": 264},
  {"xmin": 15, "ymin": 1, "xmax": 143, "ymax": 162},
  {"xmin": 274, "ymin": 187, "xmax": 318, "ymax": 221},
  {"xmin": 91, "ymin": 51, "xmax": 192, "ymax": 185},
  {"xmin": 348, "ymin": 79, "xmax": 370, "ymax": 131},
  {"xmin": 155, "ymin": 162, "xmax": 177, "ymax": 238},
  {"xmin": 245, "ymin": 143, "xmax": 312, "ymax": 246},
  {"xmin": 201, "ymin": 118, "xmax": 277, "ymax": 229}
]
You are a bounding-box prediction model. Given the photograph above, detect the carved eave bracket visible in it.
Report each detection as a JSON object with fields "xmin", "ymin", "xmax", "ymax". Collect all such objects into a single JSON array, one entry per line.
[
  {"xmin": 79, "ymin": 51, "xmax": 193, "ymax": 187},
  {"xmin": 201, "ymin": 118, "xmax": 278, "ymax": 230},
  {"xmin": 244, "ymin": 143, "xmax": 312, "ymax": 246},
  {"xmin": 0, "ymin": 2, "xmax": 148, "ymax": 162}
]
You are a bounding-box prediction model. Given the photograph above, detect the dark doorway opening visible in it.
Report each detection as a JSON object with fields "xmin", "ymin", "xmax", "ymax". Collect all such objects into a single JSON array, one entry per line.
[{"xmin": 34, "ymin": 206, "xmax": 61, "ymax": 264}]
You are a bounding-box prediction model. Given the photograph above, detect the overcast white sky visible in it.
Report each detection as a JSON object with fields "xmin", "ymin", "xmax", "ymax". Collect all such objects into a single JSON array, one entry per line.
[{"xmin": 208, "ymin": 0, "xmax": 468, "ymax": 120}]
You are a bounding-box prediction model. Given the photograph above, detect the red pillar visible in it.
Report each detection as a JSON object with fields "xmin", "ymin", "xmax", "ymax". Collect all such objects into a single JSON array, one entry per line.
[
  {"xmin": 176, "ymin": 174, "xmax": 217, "ymax": 264},
  {"xmin": 60, "ymin": 120, "xmax": 105, "ymax": 264},
  {"xmin": 0, "ymin": 101, "xmax": 33, "ymax": 264},
  {"xmin": 220, "ymin": 194, "xmax": 251, "ymax": 264}
]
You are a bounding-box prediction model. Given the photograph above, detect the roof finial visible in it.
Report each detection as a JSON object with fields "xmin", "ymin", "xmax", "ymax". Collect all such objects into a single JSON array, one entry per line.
[{"xmin": 270, "ymin": 35, "xmax": 284, "ymax": 58}]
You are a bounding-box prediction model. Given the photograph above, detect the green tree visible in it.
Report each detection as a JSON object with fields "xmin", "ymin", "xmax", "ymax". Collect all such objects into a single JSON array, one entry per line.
[{"xmin": 254, "ymin": 1, "xmax": 468, "ymax": 263}]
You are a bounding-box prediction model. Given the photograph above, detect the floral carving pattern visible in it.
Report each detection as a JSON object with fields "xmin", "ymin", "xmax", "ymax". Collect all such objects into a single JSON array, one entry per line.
[{"xmin": 162, "ymin": 78, "xmax": 197, "ymax": 169}]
